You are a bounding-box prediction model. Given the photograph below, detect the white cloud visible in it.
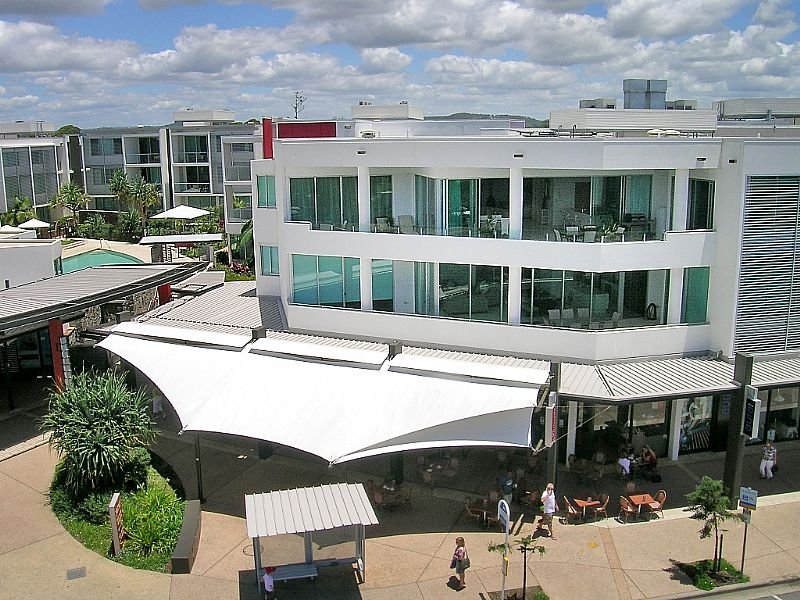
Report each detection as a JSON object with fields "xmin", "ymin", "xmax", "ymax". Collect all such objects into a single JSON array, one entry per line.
[
  {"xmin": 608, "ymin": 0, "xmax": 747, "ymax": 39},
  {"xmin": 360, "ymin": 48, "xmax": 412, "ymax": 74},
  {"xmin": 0, "ymin": 21, "xmax": 137, "ymax": 73},
  {"xmin": 0, "ymin": 95, "xmax": 38, "ymax": 110}
]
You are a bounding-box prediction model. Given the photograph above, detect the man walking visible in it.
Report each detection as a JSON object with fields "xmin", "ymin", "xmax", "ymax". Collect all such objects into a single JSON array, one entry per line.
[
  {"xmin": 540, "ymin": 483, "xmax": 558, "ymax": 540},
  {"xmin": 760, "ymin": 439, "xmax": 777, "ymax": 479}
]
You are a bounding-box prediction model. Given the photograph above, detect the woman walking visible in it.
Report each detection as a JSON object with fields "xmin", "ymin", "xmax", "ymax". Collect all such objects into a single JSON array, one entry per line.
[{"xmin": 451, "ymin": 536, "xmax": 470, "ymax": 590}]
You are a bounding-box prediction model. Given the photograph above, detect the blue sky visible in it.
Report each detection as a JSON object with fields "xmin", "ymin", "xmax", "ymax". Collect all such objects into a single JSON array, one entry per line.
[{"xmin": 0, "ymin": 0, "xmax": 798, "ymax": 128}]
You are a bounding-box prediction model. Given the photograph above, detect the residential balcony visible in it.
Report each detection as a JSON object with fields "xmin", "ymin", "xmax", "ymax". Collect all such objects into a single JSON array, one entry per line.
[
  {"xmin": 224, "ymin": 164, "xmax": 252, "ymax": 182},
  {"xmin": 172, "ymin": 151, "xmax": 209, "ymax": 164},
  {"xmin": 126, "ymin": 152, "xmax": 161, "ymax": 165},
  {"xmin": 174, "ymin": 182, "xmax": 211, "ymax": 194},
  {"xmin": 227, "ymin": 207, "xmax": 252, "ymax": 222}
]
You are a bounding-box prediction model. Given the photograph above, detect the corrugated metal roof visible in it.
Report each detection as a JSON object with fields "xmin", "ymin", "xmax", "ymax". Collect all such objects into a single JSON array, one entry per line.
[
  {"xmin": 244, "ymin": 483, "xmax": 378, "ymax": 538},
  {"xmin": 138, "ymin": 281, "xmax": 285, "ymax": 332},
  {"xmin": 598, "ymin": 357, "xmax": 735, "ymax": 400},
  {"xmin": 251, "ymin": 331, "xmax": 388, "ymax": 364},
  {"xmin": 392, "ymin": 346, "xmax": 550, "ymax": 385},
  {"xmin": 0, "ymin": 264, "xmax": 188, "ymax": 321},
  {"xmin": 172, "ymin": 271, "xmax": 225, "ymax": 294},
  {"xmin": 753, "ymin": 357, "xmax": 800, "ymax": 387},
  {"xmin": 560, "ymin": 363, "xmax": 611, "ymax": 399}
]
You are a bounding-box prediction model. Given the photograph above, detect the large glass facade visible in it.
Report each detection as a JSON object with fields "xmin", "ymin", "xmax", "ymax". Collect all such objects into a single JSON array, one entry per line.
[
  {"xmin": 414, "ymin": 261, "xmax": 437, "ymax": 316},
  {"xmin": 574, "ymin": 400, "xmax": 671, "ymax": 459},
  {"xmin": 750, "ymin": 386, "xmax": 800, "ymax": 443},
  {"xmin": 521, "ymin": 268, "xmax": 667, "ymax": 328},
  {"xmin": 681, "ymin": 267, "xmax": 709, "ymax": 324},
  {"xmin": 688, "ymin": 178, "xmax": 714, "ymax": 230},
  {"xmin": 415, "ymin": 175, "xmax": 438, "ymax": 235},
  {"xmin": 370, "ymin": 175, "xmax": 393, "ymax": 228},
  {"xmin": 439, "ymin": 263, "xmax": 508, "ymax": 322},
  {"xmin": 372, "ymin": 259, "xmax": 393, "ymax": 312},
  {"xmin": 443, "ymin": 178, "xmax": 509, "ymax": 237},
  {"xmin": 291, "ymin": 255, "xmax": 360, "ymax": 308},
  {"xmin": 289, "ymin": 176, "xmax": 358, "ymax": 229}
]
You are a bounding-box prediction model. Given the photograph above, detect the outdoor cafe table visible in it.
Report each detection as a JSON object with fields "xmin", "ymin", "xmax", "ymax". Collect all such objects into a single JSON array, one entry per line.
[
  {"xmin": 470, "ymin": 500, "xmax": 490, "ymax": 527},
  {"xmin": 573, "ymin": 498, "xmax": 600, "ymax": 520},
  {"xmin": 628, "ymin": 493, "xmax": 656, "ymax": 517}
]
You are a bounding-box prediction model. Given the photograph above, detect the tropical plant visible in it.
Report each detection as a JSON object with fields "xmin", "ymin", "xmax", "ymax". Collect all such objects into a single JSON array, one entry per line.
[
  {"xmin": 232, "ymin": 219, "xmax": 254, "ymax": 261},
  {"xmin": 129, "ymin": 176, "xmax": 161, "ymax": 224},
  {"xmin": 51, "ymin": 181, "xmax": 89, "ymax": 226},
  {"xmin": 123, "ymin": 476, "xmax": 183, "ymax": 556},
  {"xmin": 109, "ymin": 170, "xmax": 131, "ymax": 210},
  {"xmin": 488, "ymin": 534, "xmax": 546, "ymax": 599},
  {"xmin": 685, "ymin": 476, "xmax": 742, "ymax": 573},
  {"xmin": 0, "ymin": 196, "xmax": 35, "ymax": 225},
  {"xmin": 77, "ymin": 213, "xmax": 112, "ymax": 239},
  {"xmin": 40, "ymin": 370, "xmax": 157, "ymax": 498},
  {"xmin": 115, "ymin": 210, "xmax": 143, "ymax": 241}
]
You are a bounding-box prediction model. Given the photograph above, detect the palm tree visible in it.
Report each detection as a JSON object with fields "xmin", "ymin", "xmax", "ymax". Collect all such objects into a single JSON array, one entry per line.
[
  {"xmin": 232, "ymin": 218, "xmax": 254, "ymax": 262},
  {"xmin": 51, "ymin": 181, "xmax": 89, "ymax": 226},
  {"xmin": 40, "ymin": 370, "xmax": 157, "ymax": 497},
  {"xmin": 129, "ymin": 176, "xmax": 161, "ymax": 225},
  {"xmin": 109, "ymin": 170, "xmax": 131, "ymax": 210},
  {"xmin": 0, "ymin": 196, "xmax": 35, "ymax": 225}
]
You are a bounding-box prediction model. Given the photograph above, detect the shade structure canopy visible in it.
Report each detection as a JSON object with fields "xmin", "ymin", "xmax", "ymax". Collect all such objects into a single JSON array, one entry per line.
[
  {"xmin": 18, "ymin": 218, "xmax": 50, "ymax": 229},
  {"xmin": 99, "ymin": 334, "xmax": 545, "ymax": 465},
  {"xmin": 150, "ymin": 205, "xmax": 210, "ymax": 220},
  {"xmin": 0, "ymin": 224, "xmax": 26, "ymax": 233}
]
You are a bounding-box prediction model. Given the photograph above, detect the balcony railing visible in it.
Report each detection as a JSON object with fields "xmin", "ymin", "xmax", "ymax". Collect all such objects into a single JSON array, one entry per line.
[
  {"xmin": 227, "ymin": 207, "xmax": 252, "ymax": 222},
  {"xmin": 174, "ymin": 182, "xmax": 211, "ymax": 193},
  {"xmin": 172, "ymin": 151, "xmax": 209, "ymax": 163},
  {"xmin": 126, "ymin": 152, "xmax": 160, "ymax": 164},
  {"xmin": 224, "ymin": 165, "xmax": 252, "ymax": 181}
]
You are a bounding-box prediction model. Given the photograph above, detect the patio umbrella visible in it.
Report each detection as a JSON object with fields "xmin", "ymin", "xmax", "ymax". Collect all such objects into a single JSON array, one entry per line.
[
  {"xmin": 18, "ymin": 218, "xmax": 50, "ymax": 229},
  {"xmin": 0, "ymin": 225, "xmax": 26, "ymax": 233},
  {"xmin": 151, "ymin": 205, "xmax": 210, "ymax": 220}
]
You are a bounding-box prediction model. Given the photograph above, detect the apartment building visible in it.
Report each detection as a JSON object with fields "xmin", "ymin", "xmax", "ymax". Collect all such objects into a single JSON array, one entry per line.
[
  {"xmin": 239, "ymin": 101, "xmax": 800, "ymax": 462},
  {"xmin": 0, "ymin": 127, "xmax": 72, "ymax": 222},
  {"xmin": 80, "ymin": 109, "xmax": 260, "ymax": 214}
]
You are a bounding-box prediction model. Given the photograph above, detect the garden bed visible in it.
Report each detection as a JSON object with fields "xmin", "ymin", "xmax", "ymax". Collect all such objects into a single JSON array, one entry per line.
[
  {"xmin": 677, "ymin": 559, "xmax": 749, "ymax": 591},
  {"xmin": 49, "ymin": 467, "xmax": 184, "ymax": 572},
  {"xmin": 487, "ymin": 587, "xmax": 549, "ymax": 600}
]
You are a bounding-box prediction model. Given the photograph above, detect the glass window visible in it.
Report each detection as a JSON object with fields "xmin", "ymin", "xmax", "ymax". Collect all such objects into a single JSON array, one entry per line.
[
  {"xmin": 342, "ymin": 176, "xmax": 358, "ymax": 230},
  {"xmin": 625, "ymin": 174, "xmax": 652, "ymax": 216},
  {"xmin": 681, "ymin": 266, "xmax": 710, "ymax": 324},
  {"xmin": 414, "ymin": 261, "xmax": 436, "ymax": 316},
  {"xmin": 344, "ymin": 257, "xmax": 361, "ymax": 308},
  {"xmin": 372, "ymin": 259, "xmax": 393, "ymax": 312},
  {"xmin": 370, "ymin": 175, "xmax": 393, "ymax": 225},
  {"xmin": 446, "ymin": 179, "xmax": 478, "ymax": 236},
  {"xmin": 688, "ymin": 179, "xmax": 714, "ymax": 230},
  {"xmin": 292, "ymin": 255, "xmax": 319, "ymax": 304},
  {"xmin": 318, "ymin": 255, "xmax": 344, "ymax": 306},
  {"xmin": 257, "ymin": 175, "xmax": 276, "ymax": 208},
  {"xmin": 260, "ymin": 246, "xmax": 279, "ymax": 275},
  {"xmin": 439, "ymin": 263, "xmax": 471, "ymax": 318},
  {"xmin": 289, "ymin": 178, "xmax": 315, "ymax": 222},
  {"xmin": 316, "ymin": 177, "xmax": 342, "ymax": 227},
  {"xmin": 767, "ymin": 387, "xmax": 799, "ymax": 441},
  {"xmin": 679, "ymin": 396, "xmax": 714, "ymax": 454},
  {"xmin": 439, "ymin": 263, "xmax": 508, "ymax": 322}
]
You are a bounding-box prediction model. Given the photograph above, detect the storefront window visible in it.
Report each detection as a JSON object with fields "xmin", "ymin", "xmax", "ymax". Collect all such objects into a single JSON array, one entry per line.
[
  {"xmin": 766, "ymin": 387, "xmax": 799, "ymax": 441},
  {"xmin": 632, "ymin": 402, "xmax": 670, "ymax": 456},
  {"xmin": 679, "ymin": 395, "xmax": 714, "ymax": 454}
]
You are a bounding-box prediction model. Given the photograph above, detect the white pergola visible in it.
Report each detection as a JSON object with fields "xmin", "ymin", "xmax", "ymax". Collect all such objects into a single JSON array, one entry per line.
[{"xmin": 245, "ymin": 483, "xmax": 378, "ymax": 587}]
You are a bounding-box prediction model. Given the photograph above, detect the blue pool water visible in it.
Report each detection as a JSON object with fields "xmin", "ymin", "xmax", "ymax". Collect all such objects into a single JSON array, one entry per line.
[{"xmin": 62, "ymin": 249, "xmax": 144, "ymax": 273}]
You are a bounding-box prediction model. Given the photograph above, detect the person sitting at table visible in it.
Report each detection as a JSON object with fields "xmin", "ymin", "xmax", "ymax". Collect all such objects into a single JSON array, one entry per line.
[{"xmin": 617, "ymin": 452, "xmax": 631, "ymax": 477}]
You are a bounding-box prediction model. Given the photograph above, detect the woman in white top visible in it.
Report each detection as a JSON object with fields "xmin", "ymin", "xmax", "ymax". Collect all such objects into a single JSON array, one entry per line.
[{"xmin": 540, "ymin": 483, "xmax": 559, "ymax": 540}]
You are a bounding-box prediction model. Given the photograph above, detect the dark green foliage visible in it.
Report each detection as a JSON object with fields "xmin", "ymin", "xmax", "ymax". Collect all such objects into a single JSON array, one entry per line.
[
  {"xmin": 123, "ymin": 472, "xmax": 184, "ymax": 556},
  {"xmin": 114, "ymin": 210, "xmax": 143, "ymax": 241},
  {"xmin": 679, "ymin": 558, "xmax": 749, "ymax": 591},
  {"xmin": 40, "ymin": 370, "xmax": 156, "ymax": 498},
  {"xmin": 78, "ymin": 491, "xmax": 113, "ymax": 525}
]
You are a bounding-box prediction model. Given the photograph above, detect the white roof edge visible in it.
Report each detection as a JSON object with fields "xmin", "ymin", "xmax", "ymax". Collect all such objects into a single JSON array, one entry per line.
[
  {"xmin": 109, "ymin": 322, "xmax": 251, "ymax": 349},
  {"xmin": 389, "ymin": 353, "xmax": 549, "ymax": 385},
  {"xmin": 250, "ymin": 337, "xmax": 388, "ymax": 365}
]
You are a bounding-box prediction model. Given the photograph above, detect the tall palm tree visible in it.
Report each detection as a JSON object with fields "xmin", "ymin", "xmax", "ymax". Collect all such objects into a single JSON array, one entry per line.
[
  {"xmin": 129, "ymin": 176, "xmax": 161, "ymax": 225},
  {"xmin": 109, "ymin": 170, "xmax": 131, "ymax": 211},
  {"xmin": 50, "ymin": 181, "xmax": 89, "ymax": 226},
  {"xmin": 0, "ymin": 196, "xmax": 35, "ymax": 226}
]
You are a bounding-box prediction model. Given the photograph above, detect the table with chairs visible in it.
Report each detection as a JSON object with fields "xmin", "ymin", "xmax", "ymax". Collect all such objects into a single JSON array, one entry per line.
[{"xmin": 618, "ymin": 489, "xmax": 667, "ymax": 522}]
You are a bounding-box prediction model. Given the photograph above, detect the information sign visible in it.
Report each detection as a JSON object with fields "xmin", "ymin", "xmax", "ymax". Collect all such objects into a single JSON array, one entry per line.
[
  {"xmin": 742, "ymin": 386, "xmax": 760, "ymax": 439},
  {"xmin": 739, "ymin": 486, "xmax": 758, "ymax": 511}
]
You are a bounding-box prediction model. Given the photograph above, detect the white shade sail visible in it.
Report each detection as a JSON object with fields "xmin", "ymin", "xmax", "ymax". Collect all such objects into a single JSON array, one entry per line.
[
  {"xmin": 100, "ymin": 334, "xmax": 543, "ymax": 465},
  {"xmin": 18, "ymin": 218, "xmax": 50, "ymax": 229},
  {"xmin": 0, "ymin": 225, "xmax": 26, "ymax": 233},
  {"xmin": 150, "ymin": 205, "xmax": 210, "ymax": 220}
]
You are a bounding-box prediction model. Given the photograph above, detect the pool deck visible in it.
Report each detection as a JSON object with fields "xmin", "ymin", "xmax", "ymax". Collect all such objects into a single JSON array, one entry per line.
[{"xmin": 61, "ymin": 239, "xmax": 197, "ymax": 264}]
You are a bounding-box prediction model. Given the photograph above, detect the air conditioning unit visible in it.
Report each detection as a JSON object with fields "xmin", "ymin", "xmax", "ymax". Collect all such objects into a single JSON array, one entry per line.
[{"xmin": 360, "ymin": 130, "xmax": 377, "ymax": 138}]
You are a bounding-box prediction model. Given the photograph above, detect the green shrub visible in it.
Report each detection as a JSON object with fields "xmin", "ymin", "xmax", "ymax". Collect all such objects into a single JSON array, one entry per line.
[
  {"xmin": 78, "ymin": 491, "xmax": 113, "ymax": 525},
  {"xmin": 122, "ymin": 447, "xmax": 151, "ymax": 491},
  {"xmin": 123, "ymin": 475, "xmax": 183, "ymax": 556},
  {"xmin": 532, "ymin": 592, "xmax": 550, "ymax": 600},
  {"xmin": 40, "ymin": 370, "xmax": 156, "ymax": 498}
]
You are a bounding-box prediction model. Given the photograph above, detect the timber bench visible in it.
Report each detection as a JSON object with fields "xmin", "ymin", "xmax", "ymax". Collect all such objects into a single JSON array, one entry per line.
[{"xmin": 273, "ymin": 563, "xmax": 318, "ymax": 582}]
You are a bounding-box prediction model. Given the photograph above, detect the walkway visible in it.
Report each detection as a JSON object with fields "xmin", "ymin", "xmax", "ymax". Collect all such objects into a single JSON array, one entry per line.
[{"xmin": 1, "ymin": 419, "xmax": 800, "ymax": 599}]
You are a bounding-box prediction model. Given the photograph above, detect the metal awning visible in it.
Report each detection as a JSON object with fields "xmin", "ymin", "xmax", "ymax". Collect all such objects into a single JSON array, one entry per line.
[
  {"xmin": 245, "ymin": 484, "xmax": 378, "ymax": 585},
  {"xmin": 139, "ymin": 234, "xmax": 223, "ymax": 245},
  {"xmin": 250, "ymin": 331, "xmax": 389, "ymax": 366},
  {"xmin": 245, "ymin": 484, "xmax": 378, "ymax": 538}
]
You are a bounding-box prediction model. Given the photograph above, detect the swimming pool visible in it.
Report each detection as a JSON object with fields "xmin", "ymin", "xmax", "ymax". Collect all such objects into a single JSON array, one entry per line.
[{"xmin": 62, "ymin": 249, "xmax": 144, "ymax": 273}]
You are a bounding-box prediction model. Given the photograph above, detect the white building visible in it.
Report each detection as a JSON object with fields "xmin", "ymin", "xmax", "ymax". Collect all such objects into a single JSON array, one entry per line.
[{"xmin": 238, "ymin": 103, "xmax": 800, "ymax": 461}]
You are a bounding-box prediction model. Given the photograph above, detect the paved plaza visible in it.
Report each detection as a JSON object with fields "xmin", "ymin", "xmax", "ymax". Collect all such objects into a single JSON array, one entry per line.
[{"xmin": 1, "ymin": 403, "xmax": 800, "ymax": 600}]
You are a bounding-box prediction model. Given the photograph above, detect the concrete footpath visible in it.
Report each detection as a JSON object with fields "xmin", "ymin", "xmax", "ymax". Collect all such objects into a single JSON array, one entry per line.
[{"xmin": 1, "ymin": 423, "xmax": 799, "ymax": 599}]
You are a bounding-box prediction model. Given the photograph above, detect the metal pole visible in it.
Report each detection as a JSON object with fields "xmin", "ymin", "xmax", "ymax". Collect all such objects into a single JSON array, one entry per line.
[
  {"xmin": 194, "ymin": 434, "xmax": 204, "ymax": 503},
  {"xmin": 253, "ymin": 537, "xmax": 263, "ymax": 591},
  {"xmin": 718, "ymin": 533, "xmax": 724, "ymax": 573},
  {"xmin": 741, "ymin": 521, "xmax": 748, "ymax": 573},
  {"xmin": 501, "ymin": 513, "xmax": 509, "ymax": 600}
]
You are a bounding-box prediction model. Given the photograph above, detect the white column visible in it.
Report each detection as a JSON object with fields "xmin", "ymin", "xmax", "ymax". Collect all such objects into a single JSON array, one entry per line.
[
  {"xmin": 566, "ymin": 401, "xmax": 578, "ymax": 458},
  {"xmin": 667, "ymin": 267, "xmax": 684, "ymax": 324},
  {"xmin": 509, "ymin": 166, "xmax": 523, "ymax": 240},
  {"xmin": 357, "ymin": 165, "xmax": 370, "ymax": 232},
  {"xmin": 360, "ymin": 257, "xmax": 372, "ymax": 311},
  {"xmin": 507, "ymin": 265, "xmax": 521, "ymax": 325},
  {"xmin": 672, "ymin": 169, "xmax": 689, "ymax": 232},
  {"xmin": 668, "ymin": 398, "xmax": 684, "ymax": 461}
]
